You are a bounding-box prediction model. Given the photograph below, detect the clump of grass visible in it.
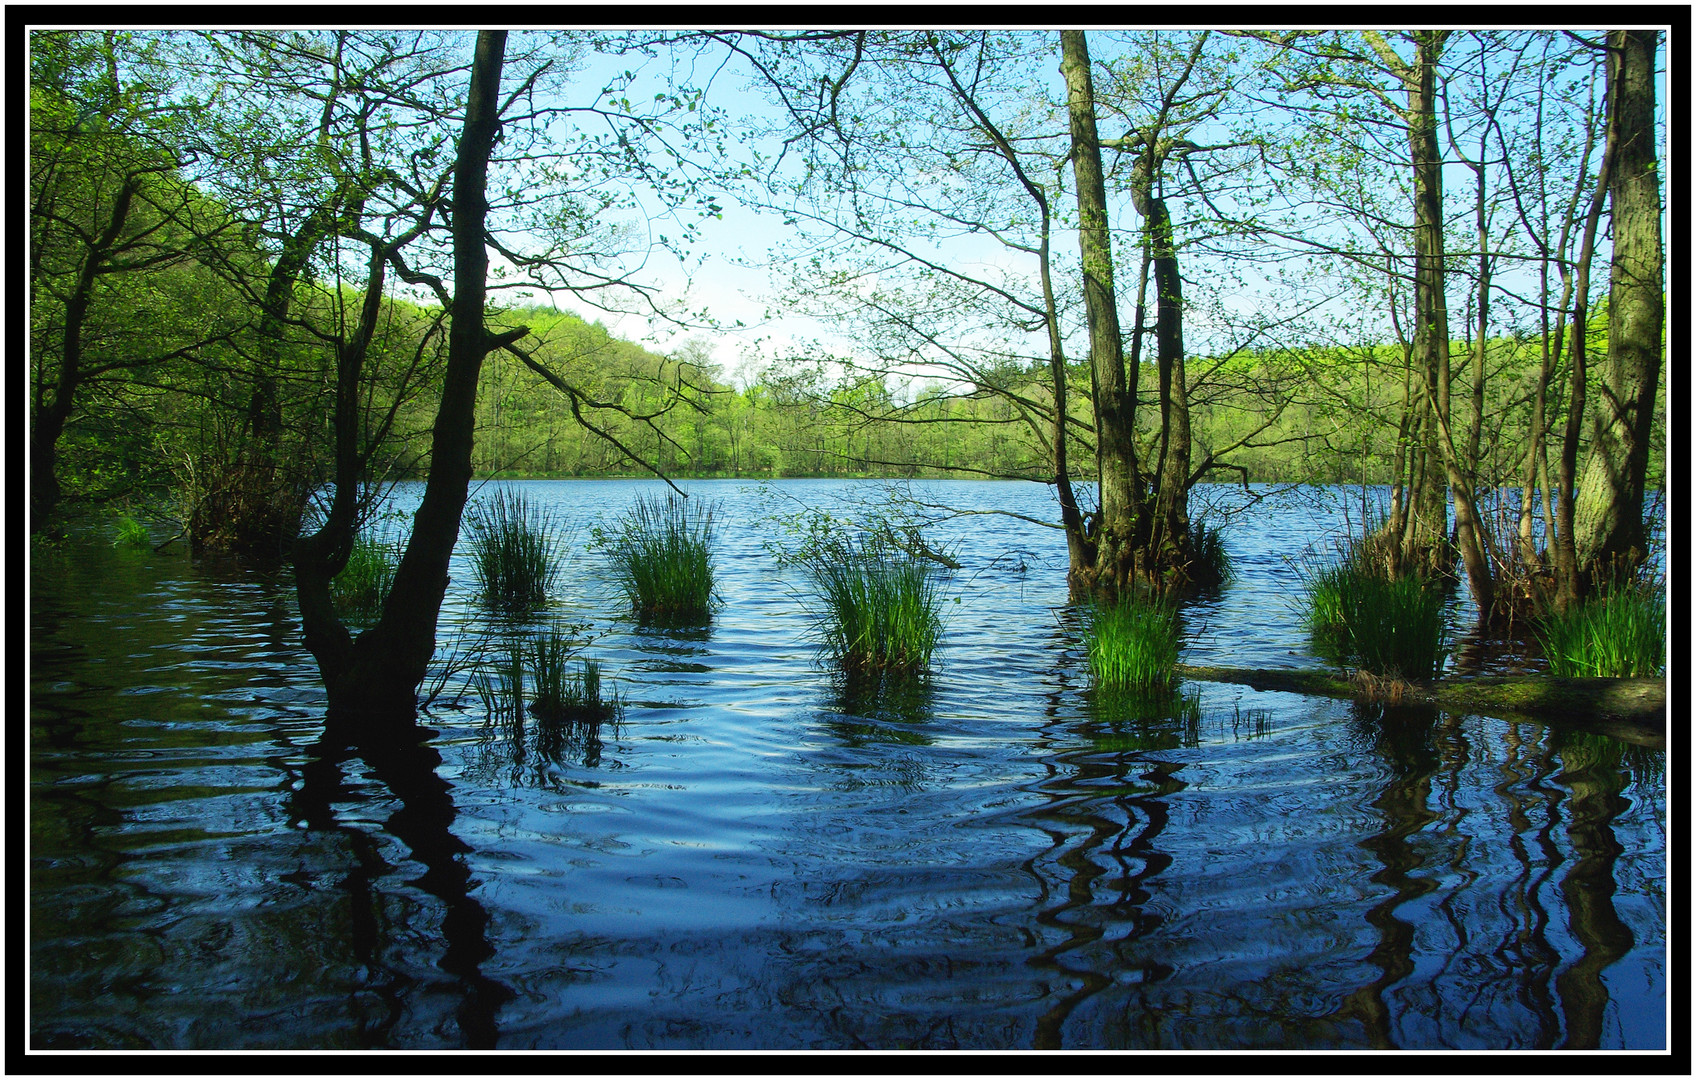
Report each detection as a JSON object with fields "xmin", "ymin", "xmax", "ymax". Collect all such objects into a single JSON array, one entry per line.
[
  {"xmin": 596, "ymin": 492, "xmax": 717, "ymax": 625},
  {"xmin": 331, "ymin": 534, "xmax": 399, "ymax": 624},
  {"xmin": 1536, "ymin": 586, "xmax": 1664, "ymax": 678},
  {"xmin": 464, "ymin": 488, "xmax": 563, "ymax": 612},
  {"xmin": 1186, "ymin": 516, "xmax": 1232, "ymax": 587},
  {"xmin": 529, "ymin": 629, "xmax": 622, "ymax": 723},
  {"xmin": 1084, "ymin": 594, "xmax": 1182, "ymax": 694},
  {"xmin": 1302, "ymin": 544, "xmax": 1448, "ymax": 681},
  {"xmin": 112, "ymin": 513, "xmax": 150, "ymax": 550},
  {"xmin": 803, "ymin": 536, "xmax": 946, "ymax": 684}
]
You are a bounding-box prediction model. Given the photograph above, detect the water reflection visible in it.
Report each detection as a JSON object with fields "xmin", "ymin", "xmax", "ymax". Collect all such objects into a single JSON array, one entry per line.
[
  {"xmin": 1021, "ymin": 693, "xmax": 1195, "ymax": 1049},
  {"xmin": 290, "ymin": 731, "xmax": 511, "ymax": 1048}
]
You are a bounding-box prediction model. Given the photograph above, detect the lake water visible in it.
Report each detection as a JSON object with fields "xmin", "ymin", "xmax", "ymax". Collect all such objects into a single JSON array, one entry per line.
[{"xmin": 28, "ymin": 480, "xmax": 1668, "ymax": 1051}]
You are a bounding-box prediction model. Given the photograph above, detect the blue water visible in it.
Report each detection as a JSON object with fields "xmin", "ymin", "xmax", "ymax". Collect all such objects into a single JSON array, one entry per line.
[{"xmin": 28, "ymin": 480, "xmax": 1668, "ymax": 1050}]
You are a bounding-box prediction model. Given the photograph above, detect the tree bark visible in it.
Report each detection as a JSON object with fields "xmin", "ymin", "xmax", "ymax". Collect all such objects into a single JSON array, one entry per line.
[
  {"xmin": 1403, "ymin": 31, "xmax": 1454, "ymax": 579},
  {"xmin": 1573, "ymin": 29, "xmax": 1663, "ymax": 584}
]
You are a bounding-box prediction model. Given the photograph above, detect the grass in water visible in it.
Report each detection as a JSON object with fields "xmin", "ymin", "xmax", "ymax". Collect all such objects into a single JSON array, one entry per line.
[
  {"xmin": 1302, "ymin": 545, "xmax": 1448, "ymax": 681},
  {"xmin": 112, "ymin": 513, "xmax": 150, "ymax": 550},
  {"xmin": 464, "ymin": 488, "xmax": 563, "ymax": 612},
  {"xmin": 1084, "ymin": 594, "xmax": 1182, "ymax": 695},
  {"xmin": 331, "ymin": 534, "xmax": 399, "ymax": 624},
  {"xmin": 596, "ymin": 492, "xmax": 718, "ymax": 625},
  {"xmin": 1537, "ymin": 585, "xmax": 1664, "ymax": 678},
  {"xmin": 804, "ymin": 536, "xmax": 946, "ymax": 684},
  {"xmin": 1187, "ymin": 516, "xmax": 1232, "ymax": 588},
  {"xmin": 529, "ymin": 629, "xmax": 623, "ymax": 723}
]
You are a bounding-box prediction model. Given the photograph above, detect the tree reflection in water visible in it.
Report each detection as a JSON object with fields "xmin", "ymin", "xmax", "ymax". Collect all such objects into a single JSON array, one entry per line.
[
  {"xmin": 1329, "ymin": 702, "xmax": 1654, "ymax": 1049},
  {"xmin": 290, "ymin": 727, "xmax": 511, "ymax": 1049},
  {"xmin": 1022, "ymin": 689, "xmax": 1197, "ymax": 1049}
]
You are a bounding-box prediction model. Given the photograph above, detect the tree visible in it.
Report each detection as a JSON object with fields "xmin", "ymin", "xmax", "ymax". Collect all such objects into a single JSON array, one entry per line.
[
  {"xmin": 293, "ymin": 28, "xmax": 519, "ymax": 730},
  {"xmin": 29, "ymin": 30, "xmax": 240, "ymax": 532},
  {"xmin": 1570, "ymin": 30, "xmax": 1663, "ymax": 589}
]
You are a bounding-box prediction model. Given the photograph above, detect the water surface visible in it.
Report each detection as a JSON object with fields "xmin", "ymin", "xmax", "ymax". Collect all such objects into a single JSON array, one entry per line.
[{"xmin": 29, "ymin": 480, "xmax": 1667, "ymax": 1050}]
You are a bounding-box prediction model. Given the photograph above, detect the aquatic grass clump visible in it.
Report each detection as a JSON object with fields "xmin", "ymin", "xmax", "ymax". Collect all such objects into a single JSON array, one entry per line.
[
  {"xmin": 330, "ymin": 534, "xmax": 399, "ymax": 624},
  {"xmin": 804, "ymin": 536, "xmax": 946, "ymax": 683},
  {"xmin": 112, "ymin": 513, "xmax": 150, "ymax": 550},
  {"xmin": 529, "ymin": 629, "xmax": 623, "ymax": 723},
  {"xmin": 1536, "ymin": 587, "xmax": 1664, "ymax": 678},
  {"xmin": 1302, "ymin": 550, "xmax": 1448, "ymax": 682},
  {"xmin": 1186, "ymin": 516, "xmax": 1232, "ymax": 588},
  {"xmin": 1083, "ymin": 595, "xmax": 1182, "ymax": 694},
  {"xmin": 464, "ymin": 488, "xmax": 563, "ymax": 612},
  {"xmin": 596, "ymin": 492, "xmax": 718, "ymax": 625}
]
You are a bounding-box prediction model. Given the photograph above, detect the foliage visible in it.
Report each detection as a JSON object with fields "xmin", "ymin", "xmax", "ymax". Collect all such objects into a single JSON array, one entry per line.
[
  {"xmin": 1302, "ymin": 545, "xmax": 1449, "ymax": 681},
  {"xmin": 801, "ymin": 534, "xmax": 947, "ymax": 685},
  {"xmin": 330, "ymin": 534, "xmax": 399, "ymax": 625},
  {"xmin": 1536, "ymin": 585, "xmax": 1664, "ymax": 678},
  {"xmin": 592, "ymin": 491, "xmax": 718, "ymax": 625},
  {"xmin": 1084, "ymin": 594, "xmax": 1182, "ymax": 694},
  {"xmin": 464, "ymin": 488, "xmax": 564, "ymax": 612}
]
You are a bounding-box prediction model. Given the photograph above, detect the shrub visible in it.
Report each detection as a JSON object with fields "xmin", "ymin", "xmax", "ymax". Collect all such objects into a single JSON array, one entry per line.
[
  {"xmin": 1084, "ymin": 594, "xmax": 1182, "ymax": 694},
  {"xmin": 464, "ymin": 488, "xmax": 563, "ymax": 612},
  {"xmin": 1537, "ymin": 587, "xmax": 1664, "ymax": 678},
  {"xmin": 1302, "ymin": 548, "xmax": 1448, "ymax": 681},
  {"xmin": 804, "ymin": 536, "xmax": 946, "ymax": 683},
  {"xmin": 331, "ymin": 534, "xmax": 399, "ymax": 624},
  {"xmin": 597, "ymin": 492, "xmax": 717, "ymax": 625}
]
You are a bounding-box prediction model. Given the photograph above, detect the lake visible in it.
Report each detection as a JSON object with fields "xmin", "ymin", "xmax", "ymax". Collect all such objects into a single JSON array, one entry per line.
[{"xmin": 28, "ymin": 479, "xmax": 1668, "ymax": 1050}]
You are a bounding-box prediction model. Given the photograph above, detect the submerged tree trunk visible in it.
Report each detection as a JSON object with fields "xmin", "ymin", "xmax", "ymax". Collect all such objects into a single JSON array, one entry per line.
[
  {"xmin": 1573, "ymin": 29, "xmax": 1664, "ymax": 585},
  {"xmin": 316, "ymin": 29, "xmax": 521, "ymax": 734},
  {"xmin": 1147, "ymin": 193, "xmax": 1193, "ymax": 580}
]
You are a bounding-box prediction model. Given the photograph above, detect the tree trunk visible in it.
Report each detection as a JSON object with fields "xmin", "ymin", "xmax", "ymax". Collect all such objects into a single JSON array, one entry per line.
[
  {"xmin": 31, "ymin": 178, "xmax": 137, "ymax": 532},
  {"xmin": 1060, "ymin": 29, "xmax": 1143, "ymax": 600},
  {"xmin": 1573, "ymin": 29, "xmax": 1663, "ymax": 584},
  {"xmin": 1403, "ymin": 31, "xmax": 1454, "ymax": 579},
  {"xmin": 323, "ymin": 29, "xmax": 517, "ymax": 734},
  {"xmin": 1147, "ymin": 194, "xmax": 1193, "ymax": 581}
]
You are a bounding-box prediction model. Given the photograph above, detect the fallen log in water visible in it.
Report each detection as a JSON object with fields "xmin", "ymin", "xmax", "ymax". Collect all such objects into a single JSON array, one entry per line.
[{"xmin": 1176, "ymin": 664, "xmax": 1668, "ymax": 750}]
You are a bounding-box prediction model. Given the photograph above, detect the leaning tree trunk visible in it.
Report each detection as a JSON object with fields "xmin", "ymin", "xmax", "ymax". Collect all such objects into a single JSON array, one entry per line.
[
  {"xmin": 323, "ymin": 29, "xmax": 521, "ymax": 733},
  {"xmin": 1060, "ymin": 29, "xmax": 1143, "ymax": 600},
  {"xmin": 1573, "ymin": 29, "xmax": 1664, "ymax": 586}
]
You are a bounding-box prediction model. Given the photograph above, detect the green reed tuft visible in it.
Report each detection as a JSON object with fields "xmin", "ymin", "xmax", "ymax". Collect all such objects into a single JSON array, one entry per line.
[
  {"xmin": 1302, "ymin": 544, "xmax": 1448, "ymax": 681},
  {"xmin": 529, "ymin": 629, "xmax": 622, "ymax": 723},
  {"xmin": 596, "ymin": 492, "xmax": 718, "ymax": 625},
  {"xmin": 804, "ymin": 536, "xmax": 946, "ymax": 683},
  {"xmin": 331, "ymin": 534, "xmax": 399, "ymax": 624},
  {"xmin": 464, "ymin": 488, "xmax": 563, "ymax": 612},
  {"xmin": 1537, "ymin": 586, "xmax": 1664, "ymax": 678},
  {"xmin": 1187, "ymin": 516, "xmax": 1233, "ymax": 588},
  {"xmin": 112, "ymin": 513, "xmax": 150, "ymax": 550},
  {"xmin": 1084, "ymin": 594, "xmax": 1182, "ymax": 694}
]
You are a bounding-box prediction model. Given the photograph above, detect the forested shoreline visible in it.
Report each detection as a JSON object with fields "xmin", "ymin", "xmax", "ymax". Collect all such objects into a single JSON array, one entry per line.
[{"xmin": 32, "ymin": 27, "xmax": 1667, "ymax": 724}]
